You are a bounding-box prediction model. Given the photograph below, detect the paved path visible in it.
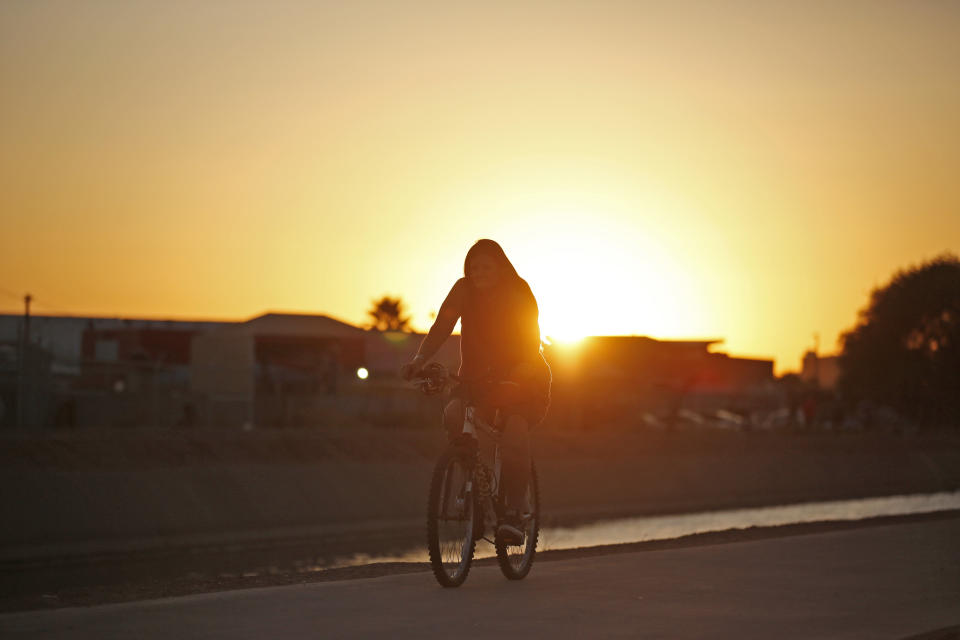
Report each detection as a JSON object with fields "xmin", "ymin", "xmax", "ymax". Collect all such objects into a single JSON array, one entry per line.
[{"xmin": 2, "ymin": 517, "xmax": 958, "ymax": 639}]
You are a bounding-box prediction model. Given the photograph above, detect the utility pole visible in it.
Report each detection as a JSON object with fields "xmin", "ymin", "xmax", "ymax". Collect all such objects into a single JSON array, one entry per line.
[
  {"xmin": 24, "ymin": 293, "xmax": 32, "ymax": 346},
  {"xmin": 17, "ymin": 294, "xmax": 32, "ymax": 427},
  {"xmin": 812, "ymin": 332, "xmax": 820, "ymax": 389}
]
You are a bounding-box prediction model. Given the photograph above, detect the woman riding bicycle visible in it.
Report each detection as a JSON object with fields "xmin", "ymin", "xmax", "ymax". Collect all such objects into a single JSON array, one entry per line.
[{"xmin": 402, "ymin": 239, "xmax": 551, "ymax": 544}]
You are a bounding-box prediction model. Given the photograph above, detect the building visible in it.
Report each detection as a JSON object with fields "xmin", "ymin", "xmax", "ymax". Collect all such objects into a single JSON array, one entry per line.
[
  {"xmin": 544, "ymin": 336, "xmax": 776, "ymax": 427},
  {"xmin": 0, "ymin": 314, "xmax": 226, "ymax": 427},
  {"xmin": 801, "ymin": 351, "xmax": 840, "ymax": 390},
  {"xmin": 190, "ymin": 313, "xmax": 465, "ymax": 427},
  {"xmin": 191, "ymin": 312, "xmax": 367, "ymax": 427},
  {"xmin": 0, "ymin": 312, "xmax": 778, "ymax": 429}
]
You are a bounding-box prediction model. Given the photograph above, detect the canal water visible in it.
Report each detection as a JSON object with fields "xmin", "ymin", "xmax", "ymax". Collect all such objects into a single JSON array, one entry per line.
[
  {"xmin": 9, "ymin": 491, "xmax": 958, "ymax": 603},
  {"xmin": 327, "ymin": 490, "xmax": 960, "ymax": 569}
]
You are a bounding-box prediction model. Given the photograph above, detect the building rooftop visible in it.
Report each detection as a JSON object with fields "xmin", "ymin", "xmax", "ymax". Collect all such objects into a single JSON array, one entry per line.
[{"xmin": 239, "ymin": 312, "xmax": 367, "ymax": 338}]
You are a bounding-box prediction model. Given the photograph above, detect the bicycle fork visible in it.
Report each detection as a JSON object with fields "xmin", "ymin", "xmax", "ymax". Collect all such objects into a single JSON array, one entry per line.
[{"xmin": 463, "ymin": 406, "xmax": 503, "ymax": 537}]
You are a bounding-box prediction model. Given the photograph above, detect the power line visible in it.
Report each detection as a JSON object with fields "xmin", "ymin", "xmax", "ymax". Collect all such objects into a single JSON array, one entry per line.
[
  {"xmin": 27, "ymin": 297, "xmax": 73, "ymax": 316},
  {"xmin": 0, "ymin": 286, "xmax": 25, "ymax": 303},
  {"xmin": 0, "ymin": 286, "xmax": 74, "ymax": 316}
]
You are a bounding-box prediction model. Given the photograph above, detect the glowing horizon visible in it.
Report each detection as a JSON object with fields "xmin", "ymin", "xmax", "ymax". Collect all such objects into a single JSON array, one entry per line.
[{"xmin": 2, "ymin": 1, "xmax": 958, "ymax": 374}]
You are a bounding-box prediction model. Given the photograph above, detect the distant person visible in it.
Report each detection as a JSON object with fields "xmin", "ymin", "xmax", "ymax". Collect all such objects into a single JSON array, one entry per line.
[
  {"xmin": 402, "ymin": 239, "xmax": 551, "ymax": 544},
  {"xmin": 802, "ymin": 393, "xmax": 818, "ymax": 428}
]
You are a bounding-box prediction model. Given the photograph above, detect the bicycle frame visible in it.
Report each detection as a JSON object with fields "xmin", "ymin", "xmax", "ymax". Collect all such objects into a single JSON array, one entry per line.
[{"xmin": 461, "ymin": 404, "xmax": 504, "ymax": 536}]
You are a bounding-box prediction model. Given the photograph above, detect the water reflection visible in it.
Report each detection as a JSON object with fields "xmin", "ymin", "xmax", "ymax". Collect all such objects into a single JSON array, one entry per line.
[
  {"xmin": 539, "ymin": 490, "xmax": 960, "ymax": 551},
  {"xmin": 323, "ymin": 490, "xmax": 960, "ymax": 570}
]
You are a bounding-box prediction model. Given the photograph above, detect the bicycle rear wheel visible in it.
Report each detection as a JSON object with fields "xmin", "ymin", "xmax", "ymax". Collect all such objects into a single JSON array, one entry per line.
[
  {"xmin": 426, "ymin": 447, "xmax": 478, "ymax": 587},
  {"xmin": 495, "ymin": 460, "xmax": 540, "ymax": 580}
]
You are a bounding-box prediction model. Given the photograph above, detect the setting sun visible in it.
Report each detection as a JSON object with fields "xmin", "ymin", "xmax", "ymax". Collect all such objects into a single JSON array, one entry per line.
[
  {"xmin": 2, "ymin": 1, "xmax": 958, "ymax": 373},
  {"xmin": 474, "ymin": 209, "xmax": 709, "ymax": 345}
]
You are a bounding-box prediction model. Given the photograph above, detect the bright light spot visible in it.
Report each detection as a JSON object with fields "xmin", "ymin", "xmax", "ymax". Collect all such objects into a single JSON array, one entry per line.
[
  {"xmin": 546, "ymin": 333, "xmax": 585, "ymax": 346},
  {"xmin": 493, "ymin": 210, "xmax": 707, "ymax": 340},
  {"xmin": 356, "ymin": 367, "xmax": 369, "ymax": 380}
]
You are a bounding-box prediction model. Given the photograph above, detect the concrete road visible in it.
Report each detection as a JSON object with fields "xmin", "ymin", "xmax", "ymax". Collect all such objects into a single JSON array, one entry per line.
[{"xmin": 2, "ymin": 517, "xmax": 958, "ymax": 639}]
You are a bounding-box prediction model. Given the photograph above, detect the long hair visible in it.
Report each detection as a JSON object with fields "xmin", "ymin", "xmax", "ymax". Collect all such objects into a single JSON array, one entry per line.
[
  {"xmin": 463, "ymin": 239, "xmax": 522, "ymax": 286},
  {"xmin": 463, "ymin": 239, "xmax": 546, "ymax": 363}
]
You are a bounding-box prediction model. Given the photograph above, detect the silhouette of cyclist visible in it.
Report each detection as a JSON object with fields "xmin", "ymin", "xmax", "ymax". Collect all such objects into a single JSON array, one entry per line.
[{"xmin": 402, "ymin": 239, "xmax": 551, "ymax": 544}]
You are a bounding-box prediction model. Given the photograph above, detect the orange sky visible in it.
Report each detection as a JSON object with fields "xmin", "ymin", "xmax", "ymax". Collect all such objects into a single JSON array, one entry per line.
[{"xmin": 2, "ymin": 1, "xmax": 958, "ymax": 373}]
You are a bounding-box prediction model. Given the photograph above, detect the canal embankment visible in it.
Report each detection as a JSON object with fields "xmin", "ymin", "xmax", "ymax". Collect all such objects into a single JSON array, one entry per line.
[{"xmin": 2, "ymin": 426, "xmax": 958, "ymax": 562}]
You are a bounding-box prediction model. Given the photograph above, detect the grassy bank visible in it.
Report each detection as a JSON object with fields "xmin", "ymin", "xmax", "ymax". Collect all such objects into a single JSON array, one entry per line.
[{"xmin": 1, "ymin": 426, "xmax": 958, "ymax": 556}]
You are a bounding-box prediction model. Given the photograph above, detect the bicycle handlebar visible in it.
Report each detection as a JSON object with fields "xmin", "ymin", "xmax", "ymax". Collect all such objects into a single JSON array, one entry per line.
[{"xmin": 411, "ymin": 363, "xmax": 521, "ymax": 401}]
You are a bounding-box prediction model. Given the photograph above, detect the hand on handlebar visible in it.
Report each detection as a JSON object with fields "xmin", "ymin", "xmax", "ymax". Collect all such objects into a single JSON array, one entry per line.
[{"xmin": 401, "ymin": 355, "xmax": 426, "ymax": 381}]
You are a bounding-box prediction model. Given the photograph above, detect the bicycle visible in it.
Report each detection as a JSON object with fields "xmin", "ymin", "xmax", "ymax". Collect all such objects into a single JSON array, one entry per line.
[{"xmin": 413, "ymin": 363, "xmax": 540, "ymax": 587}]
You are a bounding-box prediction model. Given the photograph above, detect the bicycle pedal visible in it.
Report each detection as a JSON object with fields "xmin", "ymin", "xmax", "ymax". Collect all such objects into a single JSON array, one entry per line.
[{"xmin": 496, "ymin": 523, "xmax": 525, "ymax": 546}]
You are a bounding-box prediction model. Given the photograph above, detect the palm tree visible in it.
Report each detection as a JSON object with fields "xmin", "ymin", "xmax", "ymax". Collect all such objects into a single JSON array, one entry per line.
[{"xmin": 367, "ymin": 295, "xmax": 412, "ymax": 332}]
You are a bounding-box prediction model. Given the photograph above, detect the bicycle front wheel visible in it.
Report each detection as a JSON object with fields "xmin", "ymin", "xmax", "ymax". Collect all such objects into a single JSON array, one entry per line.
[
  {"xmin": 495, "ymin": 460, "xmax": 540, "ymax": 580},
  {"xmin": 426, "ymin": 447, "xmax": 478, "ymax": 587}
]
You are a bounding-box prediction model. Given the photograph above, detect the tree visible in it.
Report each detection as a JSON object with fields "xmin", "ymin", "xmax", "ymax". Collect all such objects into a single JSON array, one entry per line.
[
  {"xmin": 367, "ymin": 295, "xmax": 412, "ymax": 332},
  {"xmin": 838, "ymin": 253, "xmax": 960, "ymax": 427}
]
